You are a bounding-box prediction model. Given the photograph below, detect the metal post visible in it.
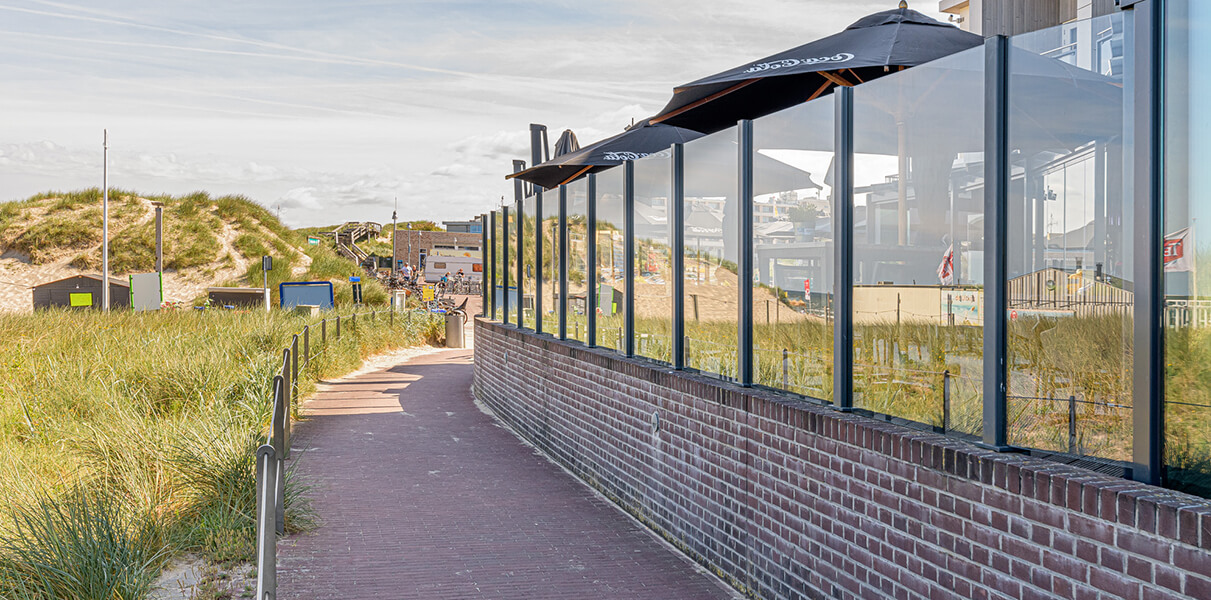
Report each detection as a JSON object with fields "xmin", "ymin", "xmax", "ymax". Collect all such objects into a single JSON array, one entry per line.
[
  {"xmin": 981, "ymin": 35, "xmax": 1011, "ymax": 450},
  {"xmin": 321, "ymin": 318, "xmax": 327, "ymax": 344},
  {"xmin": 738, "ymin": 120, "xmax": 755, "ymax": 386},
  {"xmin": 1068, "ymin": 395, "xmax": 1078, "ymax": 455},
  {"xmin": 336, "ymin": 315, "xmax": 341, "ymax": 340},
  {"xmin": 532, "ymin": 124, "xmax": 546, "ymax": 334},
  {"xmin": 280, "ymin": 351, "xmax": 291, "ymax": 459},
  {"xmin": 623, "ymin": 160, "xmax": 636, "ymax": 357},
  {"xmin": 586, "ymin": 174, "xmax": 598, "ymax": 347},
  {"xmin": 102, "ymin": 129, "xmax": 110, "ymax": 312},
  {"xmin": 490, "ymin": 210, "xmax": 498, "ymax": 320},
  {"xmin": 255, "ymin": 444, "xmax": 277, "ymax": 599},
  {"xmin": 504, "ymin": 207, "xmax": 511, "ymax": 324},
  {"xmin": 482, "ymin": 213, "xmax": 489, "ymax": 317},
  {"xmin": 1130, "ymin": 0, "xmax": 1163, "ymax": 485},
  {"xmin": 559, "ymin": 185, "xmax": 568, "ymax": 340},
  {"xmin": 672, "ymin": 144, "xmax": 686, "ymax": 370},
  {"xmin": 392, "ymin": 197, "xmax": 398, "ymax": 283},
  {"xmin": 154, "ymin": 204, "xmax": 163, "ymax": 274},
  {"xmin": 943, "ymin": 370, "xmax": 952, "ymax": 432},
  {"xmin": 833, "ymin": 87, "xmax": 855, "ymax": 411},
  {"xmin": 782, "ymin": 349, "xmax": 789, "ymax": 390},
  {"xmin": 516, "ymin": 163, "xmax": 527, "ymax": 330},
  {"xmin": 303, "ymin": 326, "xmax": 309, "ymax": 368},
  {"xmin": 291, "ymin": 336, "xmax": 298, "ymax": 408}
]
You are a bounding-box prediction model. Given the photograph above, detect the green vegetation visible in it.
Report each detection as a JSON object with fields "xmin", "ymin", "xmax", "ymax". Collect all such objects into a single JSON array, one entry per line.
[{"xmin": 0, "ymin": 298, "xmax": 443, "ymax": 598}]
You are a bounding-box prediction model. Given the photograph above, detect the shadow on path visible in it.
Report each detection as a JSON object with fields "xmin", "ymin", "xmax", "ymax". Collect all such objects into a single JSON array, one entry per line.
[{"xmin": 277, "ymin": 348, "xmax": 738, "ymax": 600}]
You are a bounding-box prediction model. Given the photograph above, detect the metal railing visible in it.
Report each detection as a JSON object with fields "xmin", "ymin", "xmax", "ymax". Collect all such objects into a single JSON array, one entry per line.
[{"xmin": 253, "ymin": 305, "xmax": 434, "ymax": 599}]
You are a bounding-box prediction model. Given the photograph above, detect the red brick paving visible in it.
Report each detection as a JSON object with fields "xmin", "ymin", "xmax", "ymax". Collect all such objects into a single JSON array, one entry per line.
[{"xmin": 277, "ymin": 349, "xmax": 739, "ymax": 600}]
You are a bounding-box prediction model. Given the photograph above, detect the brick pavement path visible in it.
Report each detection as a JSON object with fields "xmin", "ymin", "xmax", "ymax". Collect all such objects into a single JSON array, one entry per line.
[{"xmin": 277, "ymin": 348, "xmax": 739, "ymax": 600}]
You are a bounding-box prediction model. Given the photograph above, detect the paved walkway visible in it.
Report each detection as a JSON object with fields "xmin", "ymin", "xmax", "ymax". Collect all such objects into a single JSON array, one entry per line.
[{"xmin": 277, "ymin": 348, "xmax": 738, "ymax": 600}]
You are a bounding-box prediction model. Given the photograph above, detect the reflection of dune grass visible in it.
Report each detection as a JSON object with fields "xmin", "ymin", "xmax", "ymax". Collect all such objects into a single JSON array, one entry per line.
[{"xmin": 1165, "ymin": 325, "xmax": 1211, "ymax": 497}]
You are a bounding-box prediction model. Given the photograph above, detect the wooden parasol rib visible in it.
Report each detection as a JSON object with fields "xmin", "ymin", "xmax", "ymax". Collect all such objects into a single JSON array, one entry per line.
[
  {"xmin": 558, "ymin": 165, "xmax": 595, "ymax": 187},
  {"xmin": 651, "ymin": 79, "xmax": 758, "ymax": 125}
]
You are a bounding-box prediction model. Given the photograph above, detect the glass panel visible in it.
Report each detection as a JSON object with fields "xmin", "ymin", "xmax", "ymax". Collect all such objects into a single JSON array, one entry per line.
[
  {"xmin": 541, "ymin": 187, "xmax": 560, "ymax": 335},
  {"xmin": 751, "ymin": 99, "xmax": 835, "ymax": 401},
  {"xmin": 1006, "ymin": 14, "xmax": 1129, "ymax": 461},
  {"xmin": 566, "ymin": 179, "xmax": 589, "ymax": 343},
  {"xmin": 492, "ymin": 212, "xmax": 501, "ymax": 318},
  {"xmin": 851, "ymin": 46, "xmax": 985, "ymax": 434},
  {"xmin": 507, "ymin": 207, "xmax": 519, "ymax": 325},
  {"xmin": 1164, "ymin": 1, "xmax": 1211, "ymax": 497},
  {"xmin": 684, "ymin": 128, "xmax": 740, "ymax": 379},
  {"xmin": 595, "ymin": 168, "xmax": 626, "ymax": 351},
  {"xmin": 633, "ymin": 151, "xmax": 674, "ymax": 363},
  {"xmin": 521, "ymin": 193, "xmax": 538, "ymax": 329}
]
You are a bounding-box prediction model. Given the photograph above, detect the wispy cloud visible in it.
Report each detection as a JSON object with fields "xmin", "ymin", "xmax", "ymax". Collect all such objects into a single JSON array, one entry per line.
[{"xmin": 0, "ymin": 0, "xmax": 949, "ymax": 226}]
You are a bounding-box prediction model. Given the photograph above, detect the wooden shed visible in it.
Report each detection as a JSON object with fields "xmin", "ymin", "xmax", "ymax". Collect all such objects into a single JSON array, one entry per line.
[
  {"xmin": 32, "ymin": 274, "xmax": 131, "ymax": 310},
  {"xmin": 207, "ymin": 287, "xmax": 267, "ymax": 308}
]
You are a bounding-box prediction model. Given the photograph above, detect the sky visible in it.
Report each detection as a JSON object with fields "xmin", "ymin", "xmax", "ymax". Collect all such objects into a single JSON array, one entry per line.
[{"xmin": 0, "ymin": 0, "xmax": 949, "ymax": 228}]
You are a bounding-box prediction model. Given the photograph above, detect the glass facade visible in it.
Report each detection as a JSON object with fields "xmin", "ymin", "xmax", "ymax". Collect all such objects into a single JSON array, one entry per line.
[
  {"xmin": 683, "ymin": 129, "xmax": 740, "ymax": 379},
  {"xmin": 506, "ymin": 206, "xmax": 518, "ymax": 325},
  {"xmin": 1006, "ymin": 13, "xmax": 1130, "ymax": 460},
  {"xmin": 633, "ymin": 151, "xmax": 674, "ymax": 363},
  {"xmin": 521, "ymin": 194, "xmax": 538, "ymax": 329},
  {"xmin": 1164, "ymin": 0, "xmax": 1211, "ymax": 497},
  {"xmin": 595, "ymin": 167, "xmax": 626, "ymax": 351},
  {"xmin": 541, "ymin": 187, "xmax": 560, "ymax": 335},
  {"xmin": 851, "ymin": 47, "xmax": 985, "ymax": 434},
  {"xmin": 751, "ymin": 100, "xmax": 835, "ymax": 400},
  {"xmin": 565, "ymin": 179, "xmax": 590, "ymax": 343},
  {"xmin": 487, "ymin": 9, "xmax": 1210, "ymax": 498}
]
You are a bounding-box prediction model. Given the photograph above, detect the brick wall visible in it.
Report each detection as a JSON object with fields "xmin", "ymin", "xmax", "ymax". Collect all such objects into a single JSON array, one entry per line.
[{"xmin": 472, "ymin": 318, "xmax": 1211, "ymax": 600}]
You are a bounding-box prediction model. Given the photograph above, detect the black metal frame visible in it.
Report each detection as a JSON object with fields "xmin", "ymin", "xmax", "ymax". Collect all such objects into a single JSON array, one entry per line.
[
  {"xmin": 738, "ymin": 120, "xmax": 755, "ymax": 387},
  {"xmin": 1131, "ymin": 0, "xmax": 1163, "ymax": 485},
  {"xmin": 833, "ymin": 87, "xmax": 855, "ymax": 411},
  {"xmin": 481, "ymin": 214, "xmax": 489, "ymax": 317},
  {"xmin": 624, "ymin": 160, "xmax": 636, "ymax": 357},
  {"xmin": 531, "ymin": 125, "xmax": 546, "ymax": 335},
  {"xmin": 982, "ymin": 35, "xmax": 1012, "ymax": 451},
  {"xmin": 672, "ymin": 144, "xmax": 686, "ymax": 370},
  {"xmin": 558, "ymin": 185, "xmax": 568, "ymax": 340},
  {"xmin": 587, "ymin": 174, "xmax": 598, "ymax": 347},
  {"xmin": 489, "ymin": 211, "xmax": 497, "ymax": 320}
]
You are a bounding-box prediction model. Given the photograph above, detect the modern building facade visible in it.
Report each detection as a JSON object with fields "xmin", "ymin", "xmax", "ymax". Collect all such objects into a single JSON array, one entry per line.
[{"xmin": 940, "ymin": 0, "xmax": 1119, "ymax": 35}]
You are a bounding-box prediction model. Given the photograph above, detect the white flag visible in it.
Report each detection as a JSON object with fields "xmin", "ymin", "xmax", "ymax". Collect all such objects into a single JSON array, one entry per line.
[
  {"xmin": 937, "ymin": 244, "xmax": 955, "ymax": 285},
  {"xmin": 1165, "ymin": 228, "xmax": 1195, "ymax": 273}
]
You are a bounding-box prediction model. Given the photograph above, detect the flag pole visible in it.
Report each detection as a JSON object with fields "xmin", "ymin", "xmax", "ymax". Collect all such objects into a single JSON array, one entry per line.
[{"xmin": 102, "ymin": 129, "xmax": 110, "ymax": 312}]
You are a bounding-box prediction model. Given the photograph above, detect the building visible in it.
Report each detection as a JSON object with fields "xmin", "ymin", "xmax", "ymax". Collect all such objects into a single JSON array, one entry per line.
[
  {"xmin": 32, "ymin": 274, "xmax": 131, "ymax": 310},
  {"xmin": 940, "ymin": 0, "xmax": 1118, "ymax": 36},
  {"xmin": 393, "ymin": 229, "xmax": 481, "ymax": 274},
  {"xmin": 442, "ymin": 219, "xmax": 483, "ymax": 234}
]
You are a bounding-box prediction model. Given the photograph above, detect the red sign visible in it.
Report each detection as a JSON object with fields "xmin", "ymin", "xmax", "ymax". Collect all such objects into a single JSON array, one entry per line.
[
  {"xmin": 1164, "ymin": 238, "xmax": 1184, "ymax": 264},
  {"xmin": 1010, "ymin": 310, "xmax": 1018, "ymax": 321},
  {"xmin": 803, "ymin": 279, "xmax": 811, "ymax": 295}
]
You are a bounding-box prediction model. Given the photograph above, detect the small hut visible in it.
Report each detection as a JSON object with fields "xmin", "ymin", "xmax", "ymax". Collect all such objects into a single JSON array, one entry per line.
[
  {"xmin": 32, "ymin": 274, "xmax": 131, "ymax": 310},
  {"xmin": 208, "ymin": 287, "xmax": 268, "ymax": 308}
]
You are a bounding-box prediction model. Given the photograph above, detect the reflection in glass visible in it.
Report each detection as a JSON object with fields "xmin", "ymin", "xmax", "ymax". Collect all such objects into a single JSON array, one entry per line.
[
  {"xmin": 595, "ymin": 168, "xmax": 626, "ymax": 351},
  {"xmin": 684, "ymin": 129, "xmax": 740, "ymax": 379},
  {"xmin": 542, "ymin": 187, "xmax": 560, "ymax": 335},
  {"xmin": 633, "ymin": 152, "xmax": 674, "ymax": 363},
  {"xmin": 751, "ymin": 100, "xmax": 835, "ymax": 400},
  {"xmin": 851, "ymin": 46, "xmax": 985, "ymax": 434},
  {"xmin": 1164, "ymin": 1, "xmax": 1211, "ymax": 497},
  {"xmin": 521, "ymin": 194, "xmax": 538, "ymax": 329},
  {"xmin": 566, "ymin": 180, "xmax": 589, "ymax": 342},
  {"xmin": 506, "ymin": 207, "xmax": 519, "ymax": 325},
  {"xmin": 1006, "ymin": 13, "xmax": 1130, "ymax": 460}
]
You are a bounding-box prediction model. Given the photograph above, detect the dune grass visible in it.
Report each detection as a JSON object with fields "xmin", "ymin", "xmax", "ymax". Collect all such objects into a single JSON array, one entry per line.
[{"xmin": 0, "ymin": 307, "xmax": 444, "ymax": 598}]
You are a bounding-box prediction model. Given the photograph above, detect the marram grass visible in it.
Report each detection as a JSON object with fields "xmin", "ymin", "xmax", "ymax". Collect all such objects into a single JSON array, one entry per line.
[{"xmin": 0, "ymin": 307, "xmax": 444, "ymax": 599}]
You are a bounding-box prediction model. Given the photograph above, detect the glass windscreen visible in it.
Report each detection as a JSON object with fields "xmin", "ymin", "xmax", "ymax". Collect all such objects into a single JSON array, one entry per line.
[
  {"xmin": 506, "ymin": 207, "xmax": 518, "ymax": 325},
  {"xmin": 1006, "ymin": 13, "xmax": 1129, "ymax": 460},
  {"xmin": 633, "ymin": 151, "xmax": 674, "ymax": 363},
  {"xmin": 521, "ymin": 193, "xmax": 538, "ymax": 329},
  {"xmin": 595, "ymin": 167, "xmax": 626, "ymax": 351},
  {"xmin": 683, "ymin": 128, "xmax": 740, "ymax": 379},
  {"xmin": 1164, "ymin": 1, "xmax": 1211, "ymax": 497},
  {"xmin": 566, "ymin": 179, "xmax": 589, "ymax": 343},
  {"xmin": 541, "ymin": 187, "xmax": 560, "ymax": 334},
  {"xmin": 851, "ymin": 46, "xmax": 985, "ymax": 435},
  {"xmin": 751, "ymin": 99, "xmax": 835, "ymax": 401}
]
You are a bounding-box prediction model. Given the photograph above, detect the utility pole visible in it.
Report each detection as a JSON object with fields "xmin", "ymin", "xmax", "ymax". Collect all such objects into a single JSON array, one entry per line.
[
  {"xmin": 392, "ymin": 197, "xmax": 398, "ymax": 280},
  {"xmin": 102, "ymin": 129, "xmax": 110, "ymax": 312}
]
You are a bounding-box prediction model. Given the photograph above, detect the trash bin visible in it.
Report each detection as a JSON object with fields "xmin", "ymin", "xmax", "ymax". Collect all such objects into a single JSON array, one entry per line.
[{"xmin": 445, "ymin": 312, "xmax": 464, "ymax": 348}]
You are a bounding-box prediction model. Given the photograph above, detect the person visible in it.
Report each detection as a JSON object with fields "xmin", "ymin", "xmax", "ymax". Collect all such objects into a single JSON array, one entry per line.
[
  {"xmin": 439, "ymin": 272, "xmax": 450, "ymax": 292},
  {"xmin": 402, "ymin": 263, "xmax": 412, "ymax": 282}
]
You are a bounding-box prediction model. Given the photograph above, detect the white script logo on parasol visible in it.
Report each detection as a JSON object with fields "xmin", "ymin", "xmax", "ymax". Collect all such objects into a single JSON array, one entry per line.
[
  {"xmin": 602, "ymin": 149, "xmax": 671, "ymax": 162},
  {"xmin": 743, "ymin": 53, "xmax": 855, "ymax": 74}
]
